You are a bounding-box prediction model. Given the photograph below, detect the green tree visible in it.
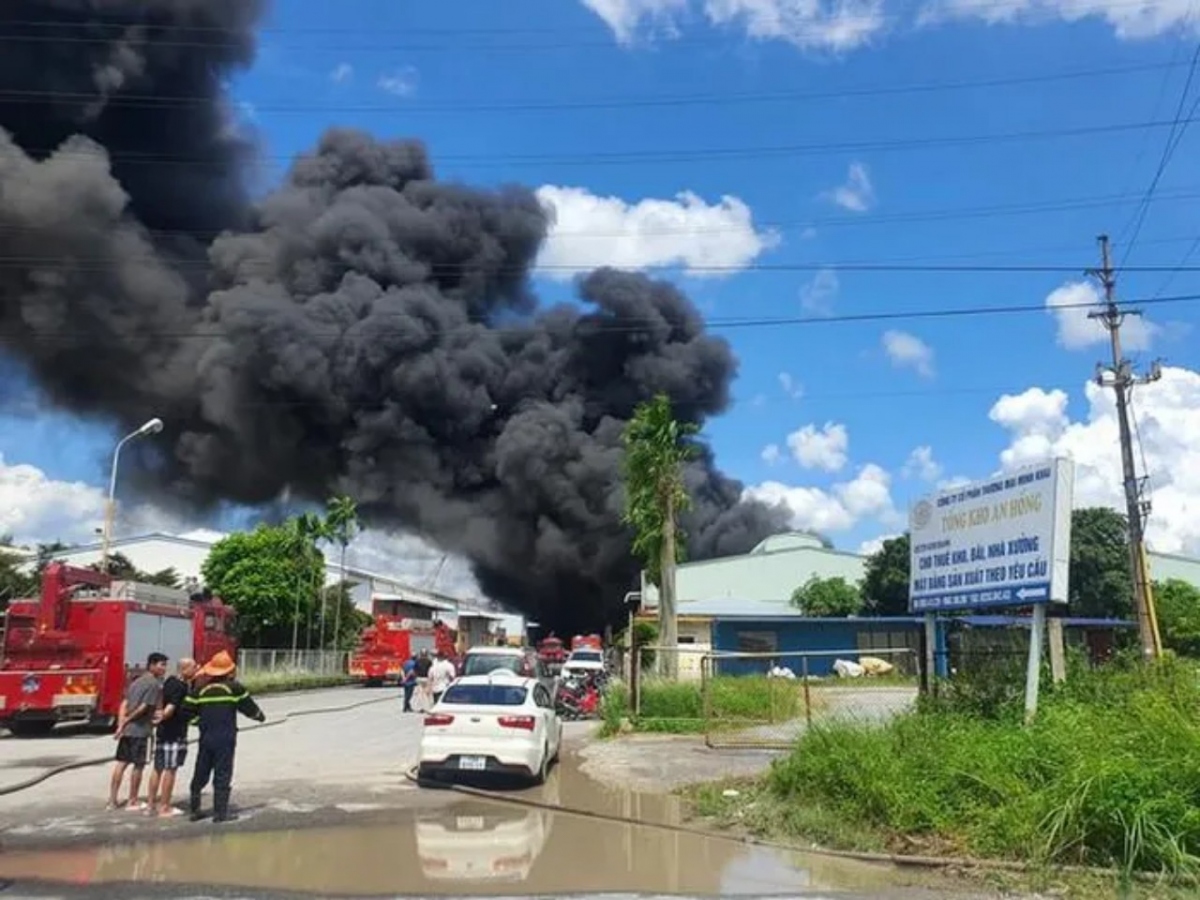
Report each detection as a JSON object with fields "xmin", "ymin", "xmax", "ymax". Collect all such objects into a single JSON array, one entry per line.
[
  {"xmin": 289, "ymin": 513, "xmax": 331, "ymax": 651},
  {"xmin": 791, "ymin": 575, "xmax": 863, "ymax": 617},
  {"xmin": 201, "ymin": 523, "xmax": 326, "ymax": 647},
  {"xmin": 0, "ymin": 548, "xmax": 35, "ymax": 607},
  {"xmin": 92, "ymin": 551, "xmax": 182, "ymax": 587},
  {"xmin": 1152, "ymin": 579, "xmax": 1200, "ymax": 657},
  {"xmin": 859, "ymin": 534, "xmax": 912, "ymax": 616},
  {"xmin": 621, "ymin": 393, "xmax": 698, "ymax": 679},
  {"xmin": 1068, "ymin": 507, "xmax": 1133, "ymax": 619},
  {"xmin": 324, "ymin": 496, "xmax": 360, "ymax": 655}
]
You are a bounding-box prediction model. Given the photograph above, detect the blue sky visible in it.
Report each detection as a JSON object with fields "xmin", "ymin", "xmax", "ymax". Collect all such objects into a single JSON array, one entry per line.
[{"xmin": 6, "ymin": 0, "xmax": 1200, "ymax": 582}]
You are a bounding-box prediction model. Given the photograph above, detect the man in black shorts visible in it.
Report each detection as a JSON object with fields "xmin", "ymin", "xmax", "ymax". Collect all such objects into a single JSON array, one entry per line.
[
  {"xmin": 108, "ymin": 652, "xmax": 167, "ymax": 812},
  {"xmin": 147, "ymin": 656, "xmax": 198, "ymax": 817}
]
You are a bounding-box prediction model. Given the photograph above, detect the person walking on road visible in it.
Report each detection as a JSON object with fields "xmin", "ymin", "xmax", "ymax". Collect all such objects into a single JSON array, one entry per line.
[
  {"xmin": 401, "ymin": 655, "xmax": 418, "ymax": 712},
  {"xmin": 184, "ymin": 651, "xmax": 265, "ymax": 823},
  {"xmin": 413, "ymin": 649, "xmax": 433, "ymax": 711},
  {"xmin": 108, "ymin": 652, "xmax": 167, "ymax": 812},
  {"xmin": 429, "ymin": 651, "xmax": 456, "ymax": 706},
  {"xmin": 146, "ymin": 657, "xmax": 198, "ymax": 817}
]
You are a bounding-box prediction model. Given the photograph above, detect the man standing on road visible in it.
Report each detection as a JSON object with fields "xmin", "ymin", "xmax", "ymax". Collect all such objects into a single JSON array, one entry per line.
[
  {"xmin": 401, "ymin": 655, "xmax": 418, "ymax": 712},
  {"xmin": 146, "ymin": 657, "xmax": 198, "ymax": 817},
  {"xmin": 108, "ymin": 652, "xmax": 167, "ymax": 812},
  {"xmin": 413, "ymin": 649, "xmax": 433, "ymax": 711},
  {"xmin": 185, "ymin": 650, "xmax": 265, "ymax": 823},
  {"xmin": 428, "ymin": 650, "xmax": 456, "ymax": 706}
]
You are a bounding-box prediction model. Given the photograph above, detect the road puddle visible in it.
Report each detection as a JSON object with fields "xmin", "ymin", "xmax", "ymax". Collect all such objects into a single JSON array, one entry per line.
[
  {"xmin": 0, "ymin": 803, "xmax": 912, "ymax": 896},
  {"xmin": 0, "ymin": 758, "xmax": 960, "ymax": 897}
]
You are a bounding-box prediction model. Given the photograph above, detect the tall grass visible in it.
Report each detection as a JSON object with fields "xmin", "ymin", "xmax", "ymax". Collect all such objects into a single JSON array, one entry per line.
[
  {"xmin": 768, "ymin": 659, "xmax": 1200, "ymax": 877},
  {"xmin": 600, "ymin": 676, "xmax": 801, "ymax": 735}
]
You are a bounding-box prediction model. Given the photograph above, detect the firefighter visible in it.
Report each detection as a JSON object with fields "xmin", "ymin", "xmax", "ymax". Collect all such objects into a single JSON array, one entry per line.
[{"xmin": 184, "ymin": 650, "xmax": 265, "ymax": 823}]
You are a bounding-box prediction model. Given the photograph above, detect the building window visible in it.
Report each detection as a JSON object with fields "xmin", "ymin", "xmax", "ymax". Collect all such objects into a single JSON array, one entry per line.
[
  {"xmin": 678, "ymin": 635, "xmax": 696, "ymax": 645},
  {"xmin": 735, "ymin": 631, "xmax": 777, "ymax": 654}
]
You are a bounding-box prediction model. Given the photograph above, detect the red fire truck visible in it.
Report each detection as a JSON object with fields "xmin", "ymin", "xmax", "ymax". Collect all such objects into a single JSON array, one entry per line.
[
  {"xmin": 571, "ymin": 633, "xmax": 603, "ymax": 651},
  {"xmin": 348, "ymin": 616, "xmax": 457, "ymax": 686},
  {"xmin": 0, "ymin": 563, "xmax": 237, "ymax": 736}
]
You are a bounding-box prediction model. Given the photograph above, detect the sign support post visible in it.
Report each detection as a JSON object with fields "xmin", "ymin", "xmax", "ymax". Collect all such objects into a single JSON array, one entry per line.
[
  {"xmin": 923, "ymin": 612, "xmax": 937, "ymax": 693},
  {"xmin": 1024, "ymin": 602, "xmax": 1046, "ymax": 724}
]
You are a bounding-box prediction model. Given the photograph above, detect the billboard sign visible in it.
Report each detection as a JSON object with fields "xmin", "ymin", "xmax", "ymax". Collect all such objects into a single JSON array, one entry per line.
[{"xmin": 908, "ymin": 459, "xmax": 1074, "ymax": 613}]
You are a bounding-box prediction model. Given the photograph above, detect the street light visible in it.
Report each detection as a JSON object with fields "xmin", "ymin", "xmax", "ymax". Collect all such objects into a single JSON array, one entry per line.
[{"xmin": 99, "ymin": 418, "xmax": 164, "ymax": 572}]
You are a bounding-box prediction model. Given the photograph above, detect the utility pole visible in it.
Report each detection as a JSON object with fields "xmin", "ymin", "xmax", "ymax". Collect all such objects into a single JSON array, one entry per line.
[{"xmin": 1089, "ymin": 235, "xmax": 1162, "ymax": 659}]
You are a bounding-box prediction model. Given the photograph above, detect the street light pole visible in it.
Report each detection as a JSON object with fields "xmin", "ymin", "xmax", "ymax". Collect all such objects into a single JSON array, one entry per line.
[{"xmin": 99, "ymin": 417, "xmax": 164, "ymax": 573}]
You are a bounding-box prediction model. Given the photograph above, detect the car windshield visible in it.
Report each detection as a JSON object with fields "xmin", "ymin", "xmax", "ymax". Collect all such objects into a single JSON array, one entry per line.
[
  {"xmin": 571, "ymin": 651, "xmax": 602, "ymax": 663},
  {"xmin": 441, "ymin": 683, "xmax": 528, "ymax": 706},
  {"xmin": 462, "ymin": 653, "xmax": 526, "ymax": 676}
]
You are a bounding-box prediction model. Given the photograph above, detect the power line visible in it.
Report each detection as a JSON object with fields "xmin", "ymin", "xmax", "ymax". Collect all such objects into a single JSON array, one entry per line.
[
  {"xmin": 7, "ymin": 116, "xmax": 1199, "ymax": 172},
  {"xmin": 0, "ymin": 60, "xmax": 1183, "ymax": 114},
  {"xmin": 5, "ymin": 290, "xmax": 1200, "ymax": 341}
]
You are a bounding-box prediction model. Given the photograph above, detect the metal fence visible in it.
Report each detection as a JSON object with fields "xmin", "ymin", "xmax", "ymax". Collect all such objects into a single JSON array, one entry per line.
[
  {"xmin": 236, "ymin": 649, "xmax": 349, "ymax": 677},
  {"xmin": 701, "ymin": 648, "xmax": 920, "ymax": 750}
]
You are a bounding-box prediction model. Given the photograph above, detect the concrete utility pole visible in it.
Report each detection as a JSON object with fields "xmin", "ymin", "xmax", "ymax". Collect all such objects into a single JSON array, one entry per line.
[{"xmin": 1088, "ymin": 235, "xmax": 1162, "ymax": 659}]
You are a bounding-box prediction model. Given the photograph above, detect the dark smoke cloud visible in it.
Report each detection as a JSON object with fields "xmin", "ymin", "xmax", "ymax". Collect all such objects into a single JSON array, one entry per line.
[{"xmin": 0, "ymin": 1, "xmax": 788, "ymax": 628}]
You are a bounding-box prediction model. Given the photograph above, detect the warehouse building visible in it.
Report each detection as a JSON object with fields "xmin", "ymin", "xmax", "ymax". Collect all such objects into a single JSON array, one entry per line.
[
  {"xmin": 8, "ymin": 529, "xmax": 526, "ymax": 641},
  {"xmin": 636, "ymin": 530, "xmax": 1160, "ymax": 680}
]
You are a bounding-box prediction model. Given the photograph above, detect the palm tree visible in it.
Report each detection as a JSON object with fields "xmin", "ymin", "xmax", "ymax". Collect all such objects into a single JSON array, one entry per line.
[
  {"xmin": 289, "ymin": 513, "xmax": 330, "ymax": 654},
  {"xmin": 324, "ymin": 496, "xmax": 360, "ymax": 650},
  {"xmin": 620, "ymin": 393, "xmax": 698, "ymax": 679}
]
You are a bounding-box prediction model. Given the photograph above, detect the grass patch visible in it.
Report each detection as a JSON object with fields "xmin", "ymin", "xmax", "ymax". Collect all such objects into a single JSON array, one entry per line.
[
  {"xmin": 599, "ymin": 676, "xmax": 802, "ymax": 736},
  {"xmin": 757, "ymin": 658, "xmax": 1200, "ymax": 881},
  {"xmin": 241, "ymin": 672, "xmax": 357, "ymax": 695}
]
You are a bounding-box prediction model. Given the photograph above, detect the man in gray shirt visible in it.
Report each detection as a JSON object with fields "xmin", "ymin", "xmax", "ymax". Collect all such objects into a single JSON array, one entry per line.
[{"xmin": 107, "ymin": 652, "xmax": 167, "ymax": 811}]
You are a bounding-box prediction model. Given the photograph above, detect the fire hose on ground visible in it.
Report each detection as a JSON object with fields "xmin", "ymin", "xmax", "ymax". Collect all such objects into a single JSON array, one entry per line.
[
  {"xmin": 0, "ymin": 692, "xmax": 399, "ymax": 797},
  {"xmin": 0, "ymin": 692, "xmax": 1182, "ymax": 889}
]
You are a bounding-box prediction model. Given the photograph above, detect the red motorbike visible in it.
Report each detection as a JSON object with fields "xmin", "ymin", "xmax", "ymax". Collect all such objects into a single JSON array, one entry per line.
[{"xmin": 555, "ymin": 673, "xmax": 602, "ymax": 720}]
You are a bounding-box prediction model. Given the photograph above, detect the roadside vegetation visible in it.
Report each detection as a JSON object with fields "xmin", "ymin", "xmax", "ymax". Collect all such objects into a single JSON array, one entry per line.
[
  {"xmin": 240, "ymin": 671, "xmax": 357, "ymax": 695},
  {"xmin": 600, "ymin": 675, "xmax": 801, "ymax": 736},
  {"xmin": 689, "ymin": 656, "xmax": 1200, "ymax": 883}
]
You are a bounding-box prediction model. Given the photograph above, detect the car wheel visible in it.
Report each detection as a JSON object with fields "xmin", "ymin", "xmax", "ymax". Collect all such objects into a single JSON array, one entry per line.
[{"xmin": 532, "ymin": 745, "xmax": 549, "ymax": 785}]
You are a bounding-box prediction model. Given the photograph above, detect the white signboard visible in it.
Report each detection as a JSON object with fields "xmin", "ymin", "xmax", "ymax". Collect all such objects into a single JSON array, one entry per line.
[{"xmin": 908, "ymin": 459, "xmax": 1074, "ymax": 613}]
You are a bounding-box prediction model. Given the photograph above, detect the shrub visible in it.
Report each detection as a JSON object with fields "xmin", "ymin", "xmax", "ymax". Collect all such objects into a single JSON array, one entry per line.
[
  {"xmin": 600, "ymin": 675, "xmax": 800, "ymax": 736},
  {"xmin": 768, "ymin": 658, "xmax": 1200, "ymax": 877}
]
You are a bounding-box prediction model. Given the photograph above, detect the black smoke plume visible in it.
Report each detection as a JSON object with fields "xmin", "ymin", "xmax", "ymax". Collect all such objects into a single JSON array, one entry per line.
[{"xmin": 0, "ymin": 1, "xmax": 788, "ymax": 628}]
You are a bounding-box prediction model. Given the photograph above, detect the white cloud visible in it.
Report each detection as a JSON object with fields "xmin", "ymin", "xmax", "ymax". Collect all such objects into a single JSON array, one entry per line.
[
  {"xmin": 822, "ymin": 161, "xmax": 875, "ymax": 212},
  {"xmin": 989, "ymin": 366, "xmax": 1200, "ymax": 556},
  {"xmin": 704, "ymin": 0, "xmax": 887, "ymax": 51},
  {"xmin": 377, "ymin": 67, "xmax": 419, "ymax": 97},
  {"xmin": 761, "ymin": 443, "xmax": 783, "ymax": 465},
  {"xmin": 535, "ymin": 185, "xmax": 779, "ymax": 278},
  {"xmin": 902, "ymin": 445, "xmax": 943, "ymax": 482},
  {"xmin": 882, "ymin": 330, "xmax": 935, "ymax": 378},
  {"xmin": 330, "ymin": 63, "xmax": 354, "ymax": 84},
  {"xmin": 919, "ymin": 0, "xmax": 1198, "ymax": 41},
  {"xmin": 0, "ymin": 455, "xmax": 483, "ymax": 600},
  {"xmin": 581, "ymin": 0, "xmax": 885, "ymax": 50},
  {"xmin": 581, "ymin": 0, "xmax": 689, "ymax": 42},
  {"xmin": 1045, "ymin": 280, "xmax": 1158, "ymax": 352},
  {"xmin": 800, "ymin": 267, "xmax": 838, "ymax": 316},
  {"xmin": 786, "ymin": 422, "xmax": 849, "ymax": 472},
  {"xmin": 858, "ymin": 533, "xmax": 899, "ymax": 555},
  {"xmin": 778, "ymin": 371, "xmax": 804, "ymax": 399},
  {"xmin": 745, "ymin": 463, "xmax": 898, "ymax": 533}
]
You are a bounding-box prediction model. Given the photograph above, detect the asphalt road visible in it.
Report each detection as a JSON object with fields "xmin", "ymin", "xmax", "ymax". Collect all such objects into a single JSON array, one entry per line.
[{"xmin": 0, "ymin": 686, "xmax": 602, "ymax": 841}]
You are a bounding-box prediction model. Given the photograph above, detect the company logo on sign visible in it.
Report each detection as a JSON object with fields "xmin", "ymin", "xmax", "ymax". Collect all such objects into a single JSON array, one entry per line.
[
  {"xmin": 21, "ymin": 676, "xmax": 40, "ymax": 694},
  {"xmin": 910, "ymin": 500, "xmax": 933, "ymax": 531}
]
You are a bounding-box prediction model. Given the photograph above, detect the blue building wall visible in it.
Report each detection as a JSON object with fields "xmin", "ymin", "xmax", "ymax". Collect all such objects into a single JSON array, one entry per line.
[{"xmin": 711, "ymin": 617, "xmax": 926, "ymax": 677}]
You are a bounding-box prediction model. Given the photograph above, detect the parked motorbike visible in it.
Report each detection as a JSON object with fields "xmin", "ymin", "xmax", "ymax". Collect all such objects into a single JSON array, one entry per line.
[{"xmin": 555, "ymin": 673, "xmax": 602, "ymax": 720}]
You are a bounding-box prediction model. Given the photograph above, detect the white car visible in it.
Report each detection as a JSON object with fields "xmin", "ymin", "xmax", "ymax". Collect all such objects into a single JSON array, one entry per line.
[
  {"xmin": 562, "ymin": 648, "xmax": 605, "ymax": 679},
  {"xmin": 418, "ymin": 672, "xmax": 563, "ymax": 784}
]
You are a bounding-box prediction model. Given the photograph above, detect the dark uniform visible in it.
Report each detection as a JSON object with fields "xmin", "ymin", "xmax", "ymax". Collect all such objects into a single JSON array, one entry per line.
[{"xmin": 184, "ymin": 677, "xmax": 265, "ymax": 822}]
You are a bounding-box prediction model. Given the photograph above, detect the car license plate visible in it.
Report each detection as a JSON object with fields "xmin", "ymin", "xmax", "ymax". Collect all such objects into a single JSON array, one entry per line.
[
  {"xmin": 458, "ymin": 756, "xmax": 487, "ymax": 771},
  {"xmin": 457, "ymin": 815, "xmax": 486, "ymax": 830}
]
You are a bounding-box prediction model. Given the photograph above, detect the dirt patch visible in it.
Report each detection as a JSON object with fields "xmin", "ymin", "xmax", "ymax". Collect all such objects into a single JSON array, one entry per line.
[{"xmin": 576, "ymin": 732, "xmax": 783, "ymax": 793}]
